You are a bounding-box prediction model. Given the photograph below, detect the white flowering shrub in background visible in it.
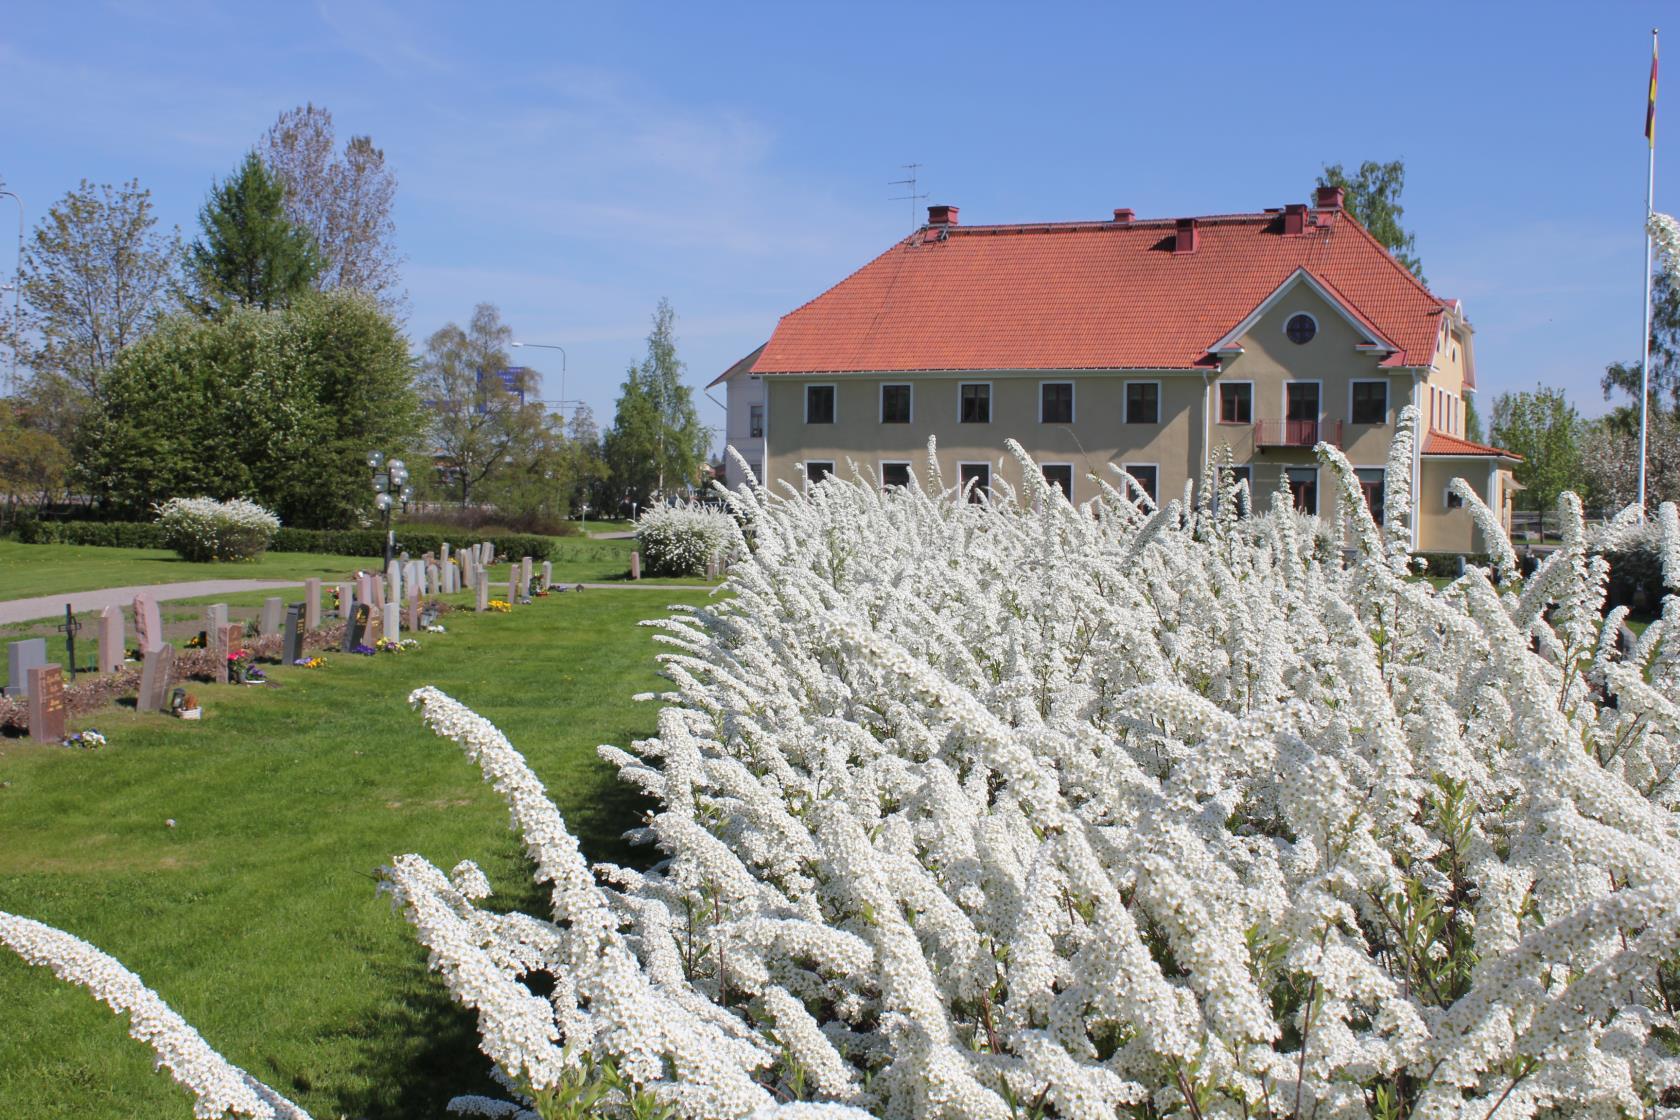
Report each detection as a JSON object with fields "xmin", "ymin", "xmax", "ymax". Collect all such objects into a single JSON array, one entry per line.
[
  {"xmin": 636, "ymin": 502, "xmax": 741, "ymax": 578},
  {"xmin": 155, "ymin": 496, "xmax": 281, "ymax": 562}
]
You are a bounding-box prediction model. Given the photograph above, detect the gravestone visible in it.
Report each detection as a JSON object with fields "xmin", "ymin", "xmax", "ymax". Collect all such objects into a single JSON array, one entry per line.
[
  {"xmin": 304, "ymin": 579, "xmax": 322, "ymax": 629},
  {"xmin": 27, "ymin": 665, "xmax": 66, "ymax": 743},
  {"xmin": 341, "ymin": 604, "xmax": 370, "ymax": 652},
  {"xmin": 440, "ymin": 542, "xmax": 451, "ymax": 565},
  {"xmin": 521, "ymin": 556, "xmax": 533, "ymax": 588},
  {"xmin": 400, "ymin": 550, "xmax": 410, "ymax": 564},
  {"xmin": 259, "ymin": 597, "xmax": 283, "ymax": 637},
  {"xmin": 282, "ymin": 604, "xmax": 305, "ymax": 665},
  {"xmin": 406, "ymin": 584, "xmax": 420, "ymax": 631},
  {"xmin": 706, "ymin": 558, "xmax": 719, "ymax": 581},
  {"xmin": 133, "ymin": 592, "xmax": 164, "ymax": 653},
  {"xmin": 540, "ymin": 560, "xmax": 552, "ymax": 591},
  {"xmin": 483, "ymin": 542, "xmax": 495, "ymax": 566},
  {"xmin": 335, "ymin": 582, "xmax": 356, "ymax": 623},
  {"xmin": 371, "ymin": 576, "xmax": 386, "ymax": 609},
  {"xmin": 387, "ymin": 560, "xmax": 403, "ymax": 606},
  {"xmin": 7, "ymin": 638, "xmax": 48, "ymax": 698},
  {"xmin": 442, "ymin": 563, "xmax": 457, "ymax": 594},
  {"xmin": 382, "ymin": 602, "xmax": 400, "ymax": 644},
  {"xmin": 476, "ymin": 573, "xmax": 489, "ymax": 612},
  {"xmin": 507, "ymin": 572, "xmax": 520, "ymax": 607},
  {"xmin": 98, "ymin": 605, "xmax": 125, "ymax": 673},
  {"xmin": 206, "ymin": 603, "xmax": 228, "ymax": 637},
  {"xmin": 213, "ymin": 623, "xmax": 243, "ymax": 685},
  {"xmin": 631, "ymin": 551, "xmax": 641, "ymax": 581},
  {"xmin": 137, "ymin": 645, "xmax": 176, "ymax": 712},
  {"xmin": 426, "ymin": 563, "xmax": 439, "ymax": 596}
]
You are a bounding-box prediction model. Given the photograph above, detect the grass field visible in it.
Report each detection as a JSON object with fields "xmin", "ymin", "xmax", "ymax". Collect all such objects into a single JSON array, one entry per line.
[{"xmin": 0, "ymin": 586, "xmax": 711, "ymax": 1119}]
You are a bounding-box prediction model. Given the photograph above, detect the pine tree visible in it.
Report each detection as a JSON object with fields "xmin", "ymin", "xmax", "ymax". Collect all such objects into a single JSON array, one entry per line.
[{"xmin": 187, "ymin": 152, "xmax": 321, "ymax": 315}]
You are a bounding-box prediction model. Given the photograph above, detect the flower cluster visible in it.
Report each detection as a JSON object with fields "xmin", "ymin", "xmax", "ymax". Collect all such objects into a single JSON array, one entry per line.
[
  {"xmin": 61, "ymin": 729, "xmax": 106, "ymax": 750},
  {"xmin": 154, "ymin": 497, "xmax": 281, "ymax": 563},
  {"xmin": 635, "ymin": 501, "xmax": 741, "ymax": 578},
  {"xmin": 292, "ymin": 656, "xmax": 327, "ymax": 669},
  {"xmin": 351, "ymin": 644, "xmax": 378, "ymax": 656},
  {"xmin": 487, "ymin": 600, "xmax": 511, "ymax": 614},
  {"xmin": 374, "ymin": 638, "xmax": 419, "ymax": 653},
  {"xmin": 424, "ymin": 623, "xmax": 447, "ymax": 634}
]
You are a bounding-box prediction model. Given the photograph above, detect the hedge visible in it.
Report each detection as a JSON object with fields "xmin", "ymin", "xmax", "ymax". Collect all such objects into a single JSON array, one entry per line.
[{"xmin": 16, "ymin": 519, "xmax": 557, "ymax": 562}]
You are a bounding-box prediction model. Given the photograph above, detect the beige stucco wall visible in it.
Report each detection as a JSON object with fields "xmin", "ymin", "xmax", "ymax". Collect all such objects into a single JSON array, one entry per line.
[{"xmin": 1417, "ymin": 458, "xmax": 1516, "ymax": 554}]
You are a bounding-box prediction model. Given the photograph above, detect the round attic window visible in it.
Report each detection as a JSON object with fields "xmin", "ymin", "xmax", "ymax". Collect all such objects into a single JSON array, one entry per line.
[{"xmin": 1285, "ymin": 313, "xmax": 1317, "ymax": 344}]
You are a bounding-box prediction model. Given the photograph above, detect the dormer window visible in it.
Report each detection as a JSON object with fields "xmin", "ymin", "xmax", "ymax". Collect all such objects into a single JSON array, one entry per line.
[{"xmin": 1285, "ymin": 313, "xmax": 1317, "ymax": 345}]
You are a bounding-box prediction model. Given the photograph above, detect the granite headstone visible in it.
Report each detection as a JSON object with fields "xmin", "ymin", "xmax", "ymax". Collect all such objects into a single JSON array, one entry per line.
[
  {"xmin": 27, "ymin": 664, "xmax": 66, "ymax": 743},
  {"xmin": 98, "ymin": 605, "xmax": 125, "ymax": 673},
  {"xmin": 137, "ymin": 645, "xmax": 176, "ymax": 712},
  {"xmin": 7, "ymin": 638, "xmax": 47, "ymax": 698}
]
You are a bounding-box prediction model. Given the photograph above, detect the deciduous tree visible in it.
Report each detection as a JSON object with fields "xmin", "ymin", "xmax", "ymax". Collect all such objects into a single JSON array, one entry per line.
[
  {"xmin": 259, "ymin": 103, "xmax": 402, "ymax": 308},
  {"xmin": 416, "ymin": 303, "xmax": 541, "ymax": 506},
  {"xmin": 604, "ymin": 299, "xmax": 710, "ymax": 507},
  {"xmin": 1490, "ymin": 385, "xmax": 1582, "ymax": 516}
]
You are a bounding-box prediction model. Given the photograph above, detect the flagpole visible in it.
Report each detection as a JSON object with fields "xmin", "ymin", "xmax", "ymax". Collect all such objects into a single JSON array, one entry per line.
[{"xmin": 1641, "ymin": 26, "xmax": 1659, "ymax": 513}]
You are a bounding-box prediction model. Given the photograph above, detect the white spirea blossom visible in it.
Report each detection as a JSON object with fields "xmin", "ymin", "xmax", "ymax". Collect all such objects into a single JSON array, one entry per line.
[
  {"xmin": 0, "ymin": 912, "xmax": 312, "ymax": 1119},
  {"xmin": 637, "ymin": 502, "xmax": 743, "ymax": 578},
  {"xmin": 155, "ymin": 496, "xmax": 281, "ymax": 562}
]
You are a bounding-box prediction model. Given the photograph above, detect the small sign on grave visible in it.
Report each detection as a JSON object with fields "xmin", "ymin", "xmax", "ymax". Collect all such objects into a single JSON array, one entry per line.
[{"xmin": 27, "ymin": 664, "xmax": 66, "ymax": 743}]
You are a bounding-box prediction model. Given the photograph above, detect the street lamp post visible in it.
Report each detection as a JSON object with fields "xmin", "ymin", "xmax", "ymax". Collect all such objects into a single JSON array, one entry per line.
[
  {"xmin": 510, "ymin": 341, "xmax": 571, "ymax": 418},
  {"xmin": 367, "ymin": 450, "xmax": 413, "ymax": 568}
]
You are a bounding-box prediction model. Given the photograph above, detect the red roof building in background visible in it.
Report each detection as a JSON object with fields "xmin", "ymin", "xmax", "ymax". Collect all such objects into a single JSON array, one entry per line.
[{"xmin": 716, "ymin": 190, "xmax": 1520, "ymax": 556}]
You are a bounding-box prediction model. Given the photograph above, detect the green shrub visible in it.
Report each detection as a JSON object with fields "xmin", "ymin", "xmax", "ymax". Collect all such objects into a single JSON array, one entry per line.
[{"xmin": 156, "ymin": 497, "xmax": 280, "ymax": 562}]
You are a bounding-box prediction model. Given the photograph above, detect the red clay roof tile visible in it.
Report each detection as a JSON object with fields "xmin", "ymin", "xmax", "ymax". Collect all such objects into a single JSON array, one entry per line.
[{"xmin": 1423, "ymin": 432, "xmax": 1522, "ymax": 460}]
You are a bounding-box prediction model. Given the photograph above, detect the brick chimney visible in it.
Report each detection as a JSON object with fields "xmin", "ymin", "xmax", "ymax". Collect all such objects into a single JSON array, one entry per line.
[
  {"xmin": 1173, "ymin": 217, "xmax": 1198, "ymax": 254},
  {"xmin": 1282, "ymin": 202, "xmax": 1308, "ymax": 236},
  {"xmin": 1112, "ymin": 208, "xmax": 1135, "ymax": 225},
  {"xmin": 1315, "ymin": 185, "xmax": 1345, "ymax": 210},
  {"xmin": 927, "ymin": 204, "xmax": 959, "ymax": 227}
]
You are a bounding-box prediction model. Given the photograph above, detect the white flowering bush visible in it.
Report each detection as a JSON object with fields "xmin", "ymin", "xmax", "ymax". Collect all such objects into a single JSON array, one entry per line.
[
  {"xmin": 637, "ymin": 502, "xmax": 741, "ymax": 578},
  {"xmin": 155, "ymin": 496, "xmax": 281, "ymax": 562}
]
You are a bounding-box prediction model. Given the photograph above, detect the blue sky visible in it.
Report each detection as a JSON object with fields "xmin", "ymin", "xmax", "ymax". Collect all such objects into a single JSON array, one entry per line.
[{"xmin": 0, "ymin": 1, "xmax": 1670, "ymax": 438}]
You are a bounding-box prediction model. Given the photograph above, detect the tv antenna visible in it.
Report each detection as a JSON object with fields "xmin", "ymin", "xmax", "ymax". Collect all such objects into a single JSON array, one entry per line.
[{"xmin": 889, "ymin": 163, "xmax": 927, "ymax": 230}]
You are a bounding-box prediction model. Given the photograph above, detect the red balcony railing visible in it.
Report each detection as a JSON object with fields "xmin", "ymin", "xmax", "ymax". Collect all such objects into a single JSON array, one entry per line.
[{"xmin": 1254, "ymin": 419, "xmax": 1341, "ymax": 448}]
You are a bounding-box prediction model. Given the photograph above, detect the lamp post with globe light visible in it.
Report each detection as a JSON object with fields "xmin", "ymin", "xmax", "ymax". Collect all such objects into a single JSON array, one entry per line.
[{"xmin": 367, "ymin": 450, "xmax": 413, "ymax": 568}]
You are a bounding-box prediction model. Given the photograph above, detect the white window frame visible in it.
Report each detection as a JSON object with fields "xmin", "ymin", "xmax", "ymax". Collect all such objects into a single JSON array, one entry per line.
[
  {"xmin": 805, "ymin": 460, "xmax": 836, "ymax": 484},
  {"xmin": 1348, "ymin": 379, "xmax": 1390, "ymax": 425},
  {"xmin": 1038, "ymin": 380, "xmax": 1076, "ymax": 424},
  {"xmin": 804, "ymin": 383, "xmax": 837, "ymax": 424},
  {"xmin": 1286, "ymin": 465, "xmax": 1319, "ymax": 516},
  {"xmin": 878, "ymin": 459, "xmax": 913, "ymax": 490},
  {"xmin": 1445, "ymin": 484, "xmax": 1466, "ymax": 510},
  {"xmin": 1040, "ymin": 461, "xmax": 1076, "ymax": 502},
  {"xmin": 957, "ymin": 460, "xmax": 993, "ymax": 501},
  {"xmin": 1282, "ymin": 310, "xmax": 1320, "ymax": 344},
  {"xmin": 1124, "ymin": 380, "xmax": 1162, "ymax": 425},
  {"xmin": 879, "ymin": 382, "xmax": 913, "ymax": 424},
  {"xmin": 1217, "ymin": 380, "xmax": 1254, "ymax": 425},
  {"xmin": 1122, "ymin": 462, "xmax": 1160, "ymax": 504},
  {"xmin": 957, "ymin": 381, "xmax": 993, "ymax": 424}
]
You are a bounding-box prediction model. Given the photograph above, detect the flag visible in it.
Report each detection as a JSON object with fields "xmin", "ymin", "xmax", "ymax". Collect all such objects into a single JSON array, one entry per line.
[{"xmin": 1649, "ymin": 36, "xmax": 1660, "ymax": 148}]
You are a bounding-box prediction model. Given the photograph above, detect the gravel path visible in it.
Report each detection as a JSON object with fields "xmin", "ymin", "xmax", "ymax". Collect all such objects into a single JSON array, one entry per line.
[{"xmin": 0, "ymin": 580, "xmax": 305, "ymax": 625}]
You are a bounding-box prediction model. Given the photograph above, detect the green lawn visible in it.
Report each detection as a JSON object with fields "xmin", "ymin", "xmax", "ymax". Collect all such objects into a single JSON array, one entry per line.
[
  {"xmin": 0, "ymin": 541, "xmax": 374, "ymax": 601},
  {"xmin": 0, "ymin": 587, "xmax": 711, "ymax": 1119}
]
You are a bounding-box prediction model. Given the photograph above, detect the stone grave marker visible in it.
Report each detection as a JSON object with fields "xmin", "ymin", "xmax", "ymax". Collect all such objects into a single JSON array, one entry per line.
[
  {"xmin": 521, "ymin": 556, "xmax": 533, "ymax": 588},
  {"xmin": 213, "ymin": 622, "xmax": 243, "ymax": 684},
  {"xmin": 442, "ymin": 563, "xmax": 456, "ymax": 595},
  {"xmin": 282, "ymin": 603, "xmax": 305, "ymax": 665},
  {"xmin": 476, "ymin": 573, "xmax": 489, "ymax": 612},
  {"xmin": 133, "ymin": 592, "xmax": 164, "ymax": 653},
  {"xmin": 382, "ymin": 602, "xmax": 400, "ymax": 644},
  {"xmin": 259, "ymin": 597, "xmax": 283, "ymax": 637},
  {"xmin": 206, "ymin": 602, "xmax": 228, "ymax": 637},
  {"xmin": 400, "ymin": 550, "xmax": 410, "ymax": 564},
  {"xmin": 631, "ymin": 551, "xmax": 641, "ymax": 581},
  {"xmin": 304, "ymin": 579, "xmax": 322, "ymax": 629},
  {"xmin": 706, "ymin": 557, "xmax": 719, "ymax": 580},
  {"xmin": 27, "ymin": 664, "xmax": 66, "ymax": 743},
  {"xmin": 426, "ymin": 563, "xmax": 439, "ymax": 595},
  {"xmin": 540, "ymin": 560, "xmax": 552, "ymax": 590},
  {"xmin": 372, "ymin": 575, "xmax": 386, "ymax": 609},
  {"xmin": 98, "ymin": 605, "xmax": 125, "ymax": 673},
  {"xmin": 387, "ymin": 560, "xmax": 403, "ymax": 605},
  {"xmin": 406, "ymin": 584, "xmax": 420, "ymax": 630},
  {"xmin": 7, "ymin": 638, "xmax": 48, "ymax": 698},
  {"xmin": 335, "ymin": 582, "xmax": 355, "ymax": 623},
  {"xmin": 342, "ymin": 603, "xmax": 370, "ymax": 652},
  {"xmin": 483, "ymin": 541, "xmax": 495, "ymax": 565},
  {"xmin": 137, "ymin": 645, "xmax": 176, "ymax": 712},
  {"xmin": 507, "ymin": 570, "xmax": 520, "ymax": 607},
  {"xmin": 440, "ymin": 542, "xmax": 451, "ymax": 565}
]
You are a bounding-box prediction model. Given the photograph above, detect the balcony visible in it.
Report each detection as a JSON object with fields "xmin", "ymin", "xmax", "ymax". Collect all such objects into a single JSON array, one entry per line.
[{"xmin": 1254, "ymin": 419, "xmax": 1342, "ymax": 449}]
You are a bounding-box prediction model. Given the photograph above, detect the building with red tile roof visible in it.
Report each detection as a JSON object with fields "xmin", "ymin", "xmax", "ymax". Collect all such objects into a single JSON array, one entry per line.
[{"xmin": 716, "ymin": 190, "xmax": 1518, "ymax": 554}]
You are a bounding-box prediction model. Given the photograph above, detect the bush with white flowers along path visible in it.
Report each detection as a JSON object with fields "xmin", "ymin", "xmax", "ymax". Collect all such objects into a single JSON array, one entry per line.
[{"xmin": 9, "ymin": 214, "xmax": 1680, "ymax": 1120}]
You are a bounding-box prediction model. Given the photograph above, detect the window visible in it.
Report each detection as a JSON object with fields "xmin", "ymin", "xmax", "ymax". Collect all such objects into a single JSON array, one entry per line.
[
  {"xmin": 1285, "ymin": 313, "xmax": 1318, "ymax": 344},
  {"xmin": 805, "ymin": 384, "xmax": 835, "ymax": 424},
  {"xmin": 959, "ymin": 383, "xmax": 991, "ymax": 423},
  {"xmin": 806, "ymin": 460, "xmax": 835, "ymax": 483},
  {"xmin": 959, "ymin": 463, "xmax": 990, "ymax": 503},
  {"xmin": 1125, "ymin": 382, "xmax": 1160, "ymax": 424},
  {"xmin": 1041, "ymin": 463, "xmax": 1073, "ymax": 500},
  {"xmin": 880, "ymin": 461, "xmax": 912, "ymax": 490},
  {"xmin": 1285, "ymin": 382, "xmax": 1320, "ymax": 421},
  {"xmin": 881, "ymin": 384, "xmax": 912, "ymax": 424},
  {"xmin": 1355, "ymin": 467, "xmax": 1385, "ymax": 526},
  {"xmin": 1124, "ymin": 464, "xmax": 1159, "ymax": 503},
  {"xmin": 1350, "ymin": 381, "xmax": 1388, "ymax": 425},
  {"xmin": 1445, "ymin": 486, "xmax": 1465, "ymax": 510},
  {"xmin": 1040, "ymin": 382, "xmax": 1074, "ymax": 424},
  {"xmin": 1286, "ymin": 466, "xmax": 1318, "ymax": 516},
  {"xmin": 749, "ymin": 403, "xmax": 764, "ymax": 438},
  {"xmin": 1219, "ymin": 382, "xmax": 1252, "ymax": 424}
]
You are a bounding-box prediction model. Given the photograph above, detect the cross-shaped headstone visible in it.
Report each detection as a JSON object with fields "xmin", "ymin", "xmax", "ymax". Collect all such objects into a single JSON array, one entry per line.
[{"xmin": 56, "ymin": 606, "xmax": 83, "ymax": 681}]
